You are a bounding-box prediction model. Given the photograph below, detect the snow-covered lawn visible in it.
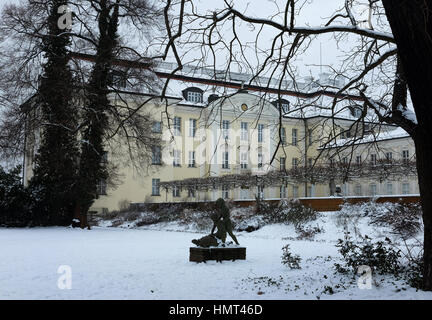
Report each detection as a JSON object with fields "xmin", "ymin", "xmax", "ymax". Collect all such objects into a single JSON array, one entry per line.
[{"xmin": 1, "ymin": 211, "xmax": 432, "ymax": 300}]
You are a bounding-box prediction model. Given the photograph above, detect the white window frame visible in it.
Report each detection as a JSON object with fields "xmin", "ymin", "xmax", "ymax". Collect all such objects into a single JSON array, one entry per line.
[
  {"xmin": 386, "ymin": 182, "xmax": 393, "ymax": 195},
  {"xmin": 281, "ymin": 127, "xmax": 286, "ymax": 145},
  {"xmin": 152, "ymin": 121, "xmax": 162, "ymax": 133},
  {"xmin": 293, "ymin": 185, "xmax": 299, "ymax": 198},
  {"xmin": 188, "ymin": 151, "xmax": 195, "ymax": 167},
  {"xmin": 222, "ymin": 151, "xmax": 229, "ymax": 169},
  {"xmin": 280, "ymin": 185, "xmax": 287, "ymax": 199},
  {"xmin": 187, "ymin": 91, "xmax": 203, "ymax": 103},
  {"xmin": 173, "ymin": 185, "xmax": 180, "ymax": 197},
  {"xmin": 402, "ymin": 150, "xmax": 409, "ymax": 164},
  {"xmin": 292, "ymin": 157, "xmax": 298, "ymax": 169},
  {"xmin": 173, "ymin": 149, "xmax": 181, "ymax": 167},
  {"xmin": 189, "ymin": 119, "xmax": 197, "ymax": 137},
  {"xmin": 258, "ymin": 124, "xmax": 264, "ymax": 143},
  {"xmin": 222, "ymin": 120, "xmax": 230, "ymax": 139},
  {"xmin": 240, "ymin": 152, "xmax": 248, "ymax": 169},
  {"xmin": 241, "ymin": 122, "xmax": 248, "ymax": 141},
  {"xmin": 152, "ymin": 146, "xmax": 162, "ymax": 165},
  {"xmin": 258, "ymin": 153, "xmax": 263, "ymax": 169},
  {"xmin": 152, "ymin": 179, "xmax": 160, "ymax": 196},
  {"xmin": 222, "ymin": 185, "xmax": 229, "ymax": 199},
  {"xmin": 292, "ymin": 128, "xmax": 298, "ymax": 146},
  {"xmin": 402, "ymin": 182, "xmax": 410, "ymax": 194},
  {"xmin": 369, "ymin": 183, "xmax": 377, "ymax": 196},
  {"xmin": 174, "ymin": 117, "xmax": 181, "ymax": 136}
]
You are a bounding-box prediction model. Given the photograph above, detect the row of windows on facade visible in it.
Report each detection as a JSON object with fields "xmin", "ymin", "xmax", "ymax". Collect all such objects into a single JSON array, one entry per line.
[
  {"xmin": 151, "ymin": 145, "xmax": 303, "ymax": 171},
  {"xmin": 152, "ymin": 117, "xmax": 306, "ymax": 145},
  {"xmin": 334, "ymin": 150, "xmax": 412, "ymax": 166},
  {"xmin": 150, "ymin": 179, "xmax": 301, "ymax": 198},
  {"xmin": 150, "ymin": 179, "xmax": 414, "ymax": 198},
  {"xmin": 347, "ymin": 181, "xmax": 413, "ymax": 196}
]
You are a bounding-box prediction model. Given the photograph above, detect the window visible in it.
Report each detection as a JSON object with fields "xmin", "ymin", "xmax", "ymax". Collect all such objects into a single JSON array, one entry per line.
[
  {"xmin": 101, "ymin": 151, "xmax": 108, "ymax": 164},
  {"xmin": 307, "ymin": 185, "xmax": 314, "ymax": 197},
  {"xmin": 308, "ymin": 158, "xmax": 314, "ymax": 167},
  {"xmin": 281, "ymin": 102, "xmax": 290, "ymax": 114},
  {"xmin": 280, "ymin": 185, "xmax": 287, "ymax": 199},
  {"xmin": 97, "ymin": 179, "xmax": 107, "ymax": 196},
  {"xmin": 241, "ymin": 152, "xmax": 248, "ymax": 169},
  {"xmin": 308, "ymin": 129, "xmax": 313, "ymax": 146},
  {"xmin": 109, "ymin": 70, "xmax": 127, "ymax": 88},
  {"xmin": 152, "ymin": 146, "xmax": 162, "ymax": 165},
  {"xmin": 402, "ymin": 150, "xmax": 409, "ymax": 164},
  {"xmin": 292, "ymin": 129, "xmax": 298, "ymax": 146},
  {"xmin": 342, "ymin": 184, "xmax": 348, "ymax": 195},
  {"xmin": 173, "ymin": 117, "xmax": 181, "ymax": 136},
  {"xmin": 152, "ymin": 179, "xmax": 160, "ymax": 196},
  {"xmin": 281, "ymin": 127, "xmax": 286, "ymax": 145},
  {"xmin": 186, "ymin": 91, "xmax": 203, "ymax": 103},
  {"xmin": 354, "ymin": 184, "xmax": 362, "ymax": 196},
  {"xmin": 257, "ymin": 185, "xmax": 264, "ymax": 199},
  {"xmin": 292, "ymin": 157, "xmax": 298, "ymax": 169},
  {"xmin": 342, "ymin": 157, "xmax": 348, "ymax": 164},
  {"xmin": 369, "ymin": 184, "xmax": 377, "ymax": 196},
  {"xmin": 152, "ymin": 121, "xmax": 162, "ymax": 133},
  {"xmin": 241, "ymin": 122, "xmax": 248, "ymax": 141},
  {"xmin": 222, "ymin": 185, "xmax": 229, "ymax": 199},
  {"xmin": 188, "ymin": 188, "xmax": 196, "ymax": 198},
  {"xmin": 293, "ymin": 186, "xmax": 299, "ymax": 198},
  {"xmin": 353, "ymin": 107, "xmax": 362, "ymax": 118},
  {"xmin": 385, "ymin": 152, "xmax": 393, "ymax": 162},
  {"xmin": 340, "ymin": 129, "xmax": 346, "ymax": 140},
  {"xmin": 240, "ymin": 187, "xmax": 249, "ymax": 199},
  {"xmin": 386, "ymin": 182, "xmax": 393, "ymax": 195},
  {"xmin": 258, "ymin": 153, "xmax": 263, "ymax": 169},
  {"xmin": 173, "ymin": 185, "xmax": 180, "ymax": 197},
  {"xmin": 222, "ymin": 120, "xmax": 230, "ymax": 139},
  {"xmin": 222, "ymin": 151, "xmax": 229, "ymax": 169},
  {"xmin": 356, "ymin": 155, "xmax": 362, "ymax": 165},
  {"xmin": 402, "ymin": 182, "xmax": 410, "ymax": 194},
  {"xmin": 188, "ymin": 151, "xmax": 195, "ymax": 167},
  {"xmin": 370, "ymin": 154, "xmax": 377, "ymax": 166},
  {"xmin": 280, "ymin": 157, "xmax": 286, "ymax": 171},
  {"xmin": 189, "ymin": 119, "xmax": 197, "ymax": 137},
  {"xmin": 258, "ymin": 124, "xmax": 264, "ymax": 143},
  {"xmin": 173, "ymin": 149, "xmax": 181, "ymax": 167}
]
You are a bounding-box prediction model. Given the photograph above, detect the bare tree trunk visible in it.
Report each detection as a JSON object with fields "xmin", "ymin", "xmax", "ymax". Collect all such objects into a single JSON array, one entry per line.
[{"xmin": 382, "ymin": 0, "xmax": 432, "ymax": 290}]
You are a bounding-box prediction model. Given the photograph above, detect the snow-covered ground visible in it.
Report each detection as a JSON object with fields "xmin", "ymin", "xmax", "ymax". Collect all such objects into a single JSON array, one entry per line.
[{"xmin": 1, "ymin": 210, "xmax": 432, "ymax": 300}]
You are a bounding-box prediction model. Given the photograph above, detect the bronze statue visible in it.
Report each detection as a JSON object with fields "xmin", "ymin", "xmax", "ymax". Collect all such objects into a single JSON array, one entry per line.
[{"xmin": 191, "ymin": 198, "xmax": 240, "ymax": 247}]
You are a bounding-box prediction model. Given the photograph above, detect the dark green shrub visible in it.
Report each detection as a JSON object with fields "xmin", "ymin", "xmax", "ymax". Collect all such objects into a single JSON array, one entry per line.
[
  {"xmin": 334, "ymin": 234, "xmax": 401, "ymax": 276},
  {"xmin": 281, "ymin": 244, "xmax": 301, "ymax": 269}
]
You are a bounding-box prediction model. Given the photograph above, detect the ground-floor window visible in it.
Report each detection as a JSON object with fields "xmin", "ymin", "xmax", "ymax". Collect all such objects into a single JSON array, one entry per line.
[
  {"xmin": 151, "ymin": 179, "xmax": 160, "ymax": 196},
  {"xmin": 402, "ymin": 182, "xmax": 410, "ymax": 194},
  {"xmin": 280, "ymin": 185, "xmax": 287, "ymax": 199},
  {"xmin": 173, "ymin": 185, "xmax": 180, "ymax": 197}
]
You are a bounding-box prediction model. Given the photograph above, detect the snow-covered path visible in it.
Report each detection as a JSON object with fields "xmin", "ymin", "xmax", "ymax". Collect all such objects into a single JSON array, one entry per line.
[{"xmin": 1, "ymin": 221, "xmax": 432, "ymax": 299}]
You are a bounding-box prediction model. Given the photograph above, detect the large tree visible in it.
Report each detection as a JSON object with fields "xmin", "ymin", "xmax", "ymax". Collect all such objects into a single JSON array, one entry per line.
[{"xmin": 29, "ymin": 0, "xmax": 79, "ymax": 225}]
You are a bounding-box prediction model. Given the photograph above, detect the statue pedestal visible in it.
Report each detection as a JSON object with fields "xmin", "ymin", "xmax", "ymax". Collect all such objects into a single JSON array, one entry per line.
[{"xmin": 189, "ymin": 247, "xmax": 246, "ymax": 262}]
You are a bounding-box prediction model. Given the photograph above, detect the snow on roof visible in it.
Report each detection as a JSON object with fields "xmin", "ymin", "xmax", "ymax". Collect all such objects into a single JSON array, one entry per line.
[{"xmin": 322, "ymin": 126, "xmax": 411, "ymax": 149}]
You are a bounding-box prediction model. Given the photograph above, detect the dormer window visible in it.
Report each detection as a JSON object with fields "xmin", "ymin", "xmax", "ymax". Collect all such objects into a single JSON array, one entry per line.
[
  {"xmin": 182, "ymin": 87, "xmax": 203, "ymax": 103},
  {"xmin": 281, "ymin": 102, "xmax": 290, "ymax": 113},
  {"xmin": 271, "ymin": 99, "xmax": 290, "ymax": 114},
  {"xmin": 108, "ymin": 70, "xmax": 127, "ymax": 88},
  {"xmin": 351, "ymin": 106, "xmax": 362, "ymax": 118}
]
